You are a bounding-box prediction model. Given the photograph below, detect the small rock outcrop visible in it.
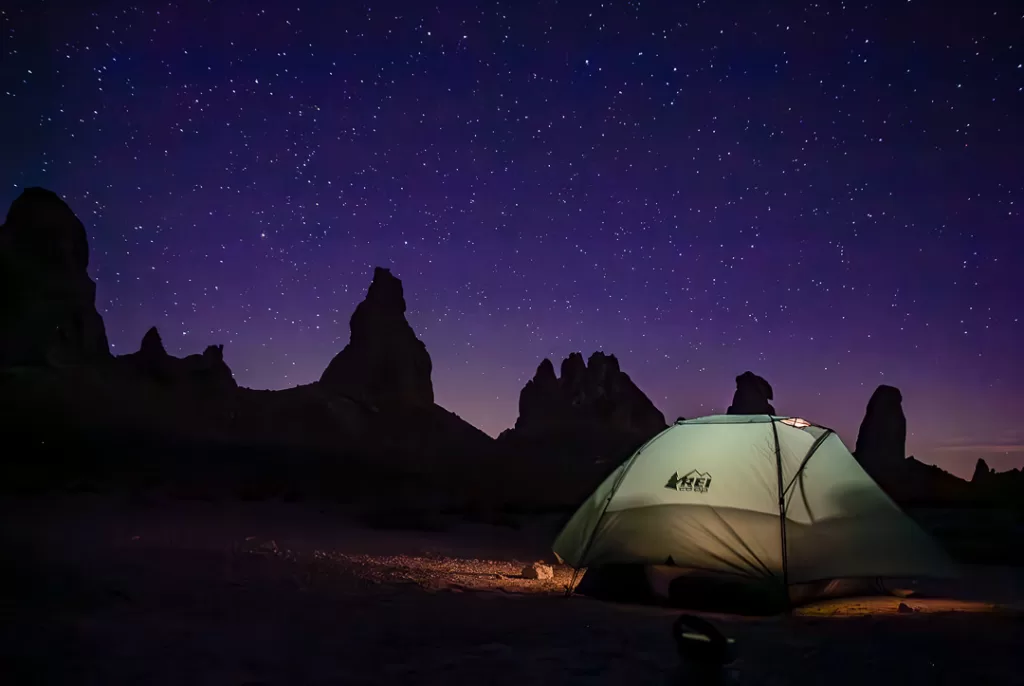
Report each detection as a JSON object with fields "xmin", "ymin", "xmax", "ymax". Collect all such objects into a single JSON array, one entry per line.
[
  {"xmin": 319, "ymin": 267, "xmax": 433, "ymax": 408},
  {"xmin": 854, "ymin": 384, "xmax": 907, "ymax": 475},
  {"xmin": 115, "ymin": 326, "xmax": 236, "ymax": 392},
  {"xmin": 512, "ymin": 351, "xmax": 667, "ymax": 437},
  {"xmin": 0, "ymin": 187, "xmax": 110, "ymax": 367},
  {"xmin": 726, "ymin": 371, "xmax": 776, "ymax": 415},
  {"xmin": 900, "ymin": 455, "xmax": 971, "ymax": 504},
  {"xmin": 971, "ymin": 458, "xmax": 1024, "ymax": 506},
  {"xmin": 119, "ymin": 326, "xmax": 172, "ymax": 382},
  {"xmin": 972, "ymin": 458, "xmax": 993, "ymax": 484}
]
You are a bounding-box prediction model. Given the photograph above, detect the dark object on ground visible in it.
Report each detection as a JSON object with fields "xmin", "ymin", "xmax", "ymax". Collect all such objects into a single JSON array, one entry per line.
[
  {"xmin": 670, "ymin": 614, "xmax": 739, "ymax": 685},
  {"xmin": 575, "ymin": 564, "xmax": 656, "ymax": 605},
  {"xmin": 576, "ymin": 564, "xmax": 789, "ymax": 616}
]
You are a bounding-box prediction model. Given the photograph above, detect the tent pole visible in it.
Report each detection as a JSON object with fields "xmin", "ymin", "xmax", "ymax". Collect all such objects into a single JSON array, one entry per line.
[
  {"xmin": 565, "ymin": 568, "xmax": 580, "ymax": 597},
  {"xmin": 769, "ymin": 416, "xmax": 790, "ymax": 611}
]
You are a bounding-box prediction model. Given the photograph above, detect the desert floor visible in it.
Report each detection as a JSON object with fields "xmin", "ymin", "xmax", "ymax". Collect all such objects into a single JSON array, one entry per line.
[{"xmin": 2, "ymin": 496, "xmax": 1022, "ymax": 685}]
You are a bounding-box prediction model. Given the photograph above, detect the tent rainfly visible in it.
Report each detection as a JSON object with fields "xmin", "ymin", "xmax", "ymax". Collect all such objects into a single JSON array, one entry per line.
[{"xmin": 554, "ymin": 415, "xmax": 957, "ymax": 610}]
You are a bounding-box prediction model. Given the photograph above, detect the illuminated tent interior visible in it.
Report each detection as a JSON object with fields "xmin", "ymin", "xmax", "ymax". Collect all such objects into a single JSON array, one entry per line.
[{"xmin": 553, "ymin": 415, "xmax": 957, "ymax": 614}]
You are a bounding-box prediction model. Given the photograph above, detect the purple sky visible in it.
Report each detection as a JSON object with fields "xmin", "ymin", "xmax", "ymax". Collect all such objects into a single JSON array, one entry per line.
[{"xmin": 2, "ymin": 1, "xmax": 1021, "ymax": 478}]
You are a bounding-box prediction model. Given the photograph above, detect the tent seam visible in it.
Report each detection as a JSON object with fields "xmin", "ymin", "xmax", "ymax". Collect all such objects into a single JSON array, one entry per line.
[
  {"xmin": 769, "ymin": 416, "xmax": 790, "ymax": 604},
  {"xmin": 569, "ymin": 424, "xmax": 676, "ymax": 576},
  {"xmin": 782, "ymin": 429, "xmax": 835, "ymax": 497}
]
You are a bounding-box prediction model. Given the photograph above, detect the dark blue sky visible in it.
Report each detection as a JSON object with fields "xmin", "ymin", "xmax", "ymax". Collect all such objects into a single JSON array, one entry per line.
[{"xmin": 2, "ymin": 0, "xmax": 1021, "ymax": 476}]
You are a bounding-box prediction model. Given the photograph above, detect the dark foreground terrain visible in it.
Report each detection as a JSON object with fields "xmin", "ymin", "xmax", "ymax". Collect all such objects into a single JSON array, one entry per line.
[{"xmin": 2, "ymin": 496, "xmax": 1022, "ymax": 685}]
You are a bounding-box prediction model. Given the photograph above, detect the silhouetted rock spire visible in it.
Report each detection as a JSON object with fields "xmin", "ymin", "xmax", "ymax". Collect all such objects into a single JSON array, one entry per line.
[
  {"xmin": 972, "ymin": 458, "xmax": 992, "ymax": 484},
  {"xmin": 726, "ymin": 371, "xmax": 776, "ymax": 415},
  {"xmin": 319, "ymin": 266, "xmax": 434, "ymax": 408},
  {"xmin": 0, "ymin": 187, "xmax": 110, "ymax": 367},
  {"xmin": 854, "ymin": 384, "xmax": 906, "ymax": 475},
  {"xmin": 140, "ymin": 326, "xmax": 166, "ymax": 356}
]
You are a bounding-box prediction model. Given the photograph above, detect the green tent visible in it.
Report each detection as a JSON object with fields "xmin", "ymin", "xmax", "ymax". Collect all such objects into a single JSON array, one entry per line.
[{"xmin": 554, "ymin": 415, "xmax": 957, "ymax": 610}]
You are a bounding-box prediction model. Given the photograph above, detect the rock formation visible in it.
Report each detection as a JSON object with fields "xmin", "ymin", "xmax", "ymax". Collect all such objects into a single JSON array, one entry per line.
[
  {"xmin": 0, "ymin": 187, "xmax": 110, "ymax": 367},
  {"xmin": 854, "ymin": 384, "xmax": 906, "ymax": 475},
  {"xmin": 512, "ymin": 351, "xmax": 667, "ymax": 438},
  {"xmin": 0, "ymin": 188, "xmax": 504, "ymax": 508},
  {"xmin": 900, "ymin": 455, "xmax": 972, "ymax": 504},
  {"xmin": 116, "ymin": 326, "xmax": 236, "ymax": 392},
  {"xmin": 319, "ymin": 267, "xmax": 433, "ymax": 408},
  {"xmin": 516, "ymin": 358, "xmax": 561, "ymax": 427},
  {"xmin": 972, "ymin": 458, "xmax": 993, "ymax": 485},
  {"xmin": 849, "ymin": 385, "xmax": 976, "ymax": 506},
  {"xmin": 726, "ymin": 371, "xmax": 775, "ymax": 415},
  {"xmin": 494, "ymin": 351, "xmax": 667, "ymax": 507},
  {"xmin": 971, "ymin": 458, "xmax": 1024, "ymax": 507}
]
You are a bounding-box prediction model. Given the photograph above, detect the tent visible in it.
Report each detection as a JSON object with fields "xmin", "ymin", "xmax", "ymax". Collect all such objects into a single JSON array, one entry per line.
[{"xmin": 554, "ymin": 415, "xmax": 957, "ymax": 613}]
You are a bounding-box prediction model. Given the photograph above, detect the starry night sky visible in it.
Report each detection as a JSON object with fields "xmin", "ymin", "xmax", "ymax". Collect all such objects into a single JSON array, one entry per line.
[{"xmin": 2, "ymin": 1, "xmax": 1021, "ymax": 477}]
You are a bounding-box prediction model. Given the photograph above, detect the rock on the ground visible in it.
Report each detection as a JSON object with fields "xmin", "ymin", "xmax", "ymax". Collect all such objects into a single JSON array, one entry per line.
[{"xmin": 522, "ymin": 562, "xmax": 554, "ymax": 580}]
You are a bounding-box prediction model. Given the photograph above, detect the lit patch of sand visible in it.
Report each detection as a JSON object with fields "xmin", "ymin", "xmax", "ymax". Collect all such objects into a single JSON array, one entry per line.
[
  {"xmin": 287, "ymin": 549, "xmax": 1021, "ymax": 619},
  {"xmin": 795, "ymin": 596, "xmax": 1009, "ymax": 617},
  {"xmin": 304, "ymin": 551, "xmax": 576, "ymax": 593}
]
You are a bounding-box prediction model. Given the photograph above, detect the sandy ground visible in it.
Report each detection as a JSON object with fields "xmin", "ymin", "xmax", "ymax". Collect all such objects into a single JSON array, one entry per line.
[{"xmin": 2, "ymin": 496, "xmax": 1023, "ymax": 685}]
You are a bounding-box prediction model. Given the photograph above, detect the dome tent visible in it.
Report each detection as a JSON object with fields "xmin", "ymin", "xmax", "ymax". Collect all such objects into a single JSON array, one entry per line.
[{"xmin": 554, "ymin": 415, "xmax": 957, "ymax": 613}]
